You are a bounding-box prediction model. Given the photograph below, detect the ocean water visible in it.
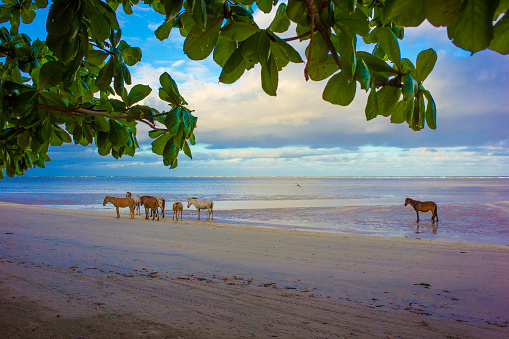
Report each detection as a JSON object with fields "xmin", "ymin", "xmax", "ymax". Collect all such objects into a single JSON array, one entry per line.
[{"xmin": 0, "ymin": 176, "xmax": 508, "ymax": 245}]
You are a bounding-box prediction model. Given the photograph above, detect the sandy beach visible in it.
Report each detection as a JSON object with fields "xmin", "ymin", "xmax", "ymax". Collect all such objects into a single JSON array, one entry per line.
[{"xmin": 1, "ymin": 202, "xmax": 508, "ymax": 338}]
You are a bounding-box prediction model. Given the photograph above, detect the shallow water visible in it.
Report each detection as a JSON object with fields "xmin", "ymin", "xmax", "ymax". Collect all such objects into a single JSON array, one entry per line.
[{"xmin": 1, "ymin": 176, "xmax": 508, "ymax": 245}]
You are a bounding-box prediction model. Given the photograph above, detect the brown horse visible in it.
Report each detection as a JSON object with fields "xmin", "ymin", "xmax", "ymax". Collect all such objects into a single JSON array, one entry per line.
[
  {"xmin": 404, "ymin": 198, "xmax": 439, "ymax": 222},
  {"xmin": 173, "ymin": 202, "xmax": 183, "ymax": 221},
  {"xmin": 103, "ymin": 196, "xmax": 136, "ymax": 219},
  {"xmin": 140, "ymin": 196, "xmax": 159, "ymax": 221}
]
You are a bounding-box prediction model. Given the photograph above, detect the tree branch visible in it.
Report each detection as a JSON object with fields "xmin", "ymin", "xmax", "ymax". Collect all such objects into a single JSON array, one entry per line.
[
  {"xmin": 35, "ymin": 104, "xmax": 168, "ymax": 131},
  {"xmin": 282, "ymin": 31, "xmax": 312, "ymax": 42},
  {"xmin": 303, "ymin": 0, "xmax": 342, "ymax": 71}
]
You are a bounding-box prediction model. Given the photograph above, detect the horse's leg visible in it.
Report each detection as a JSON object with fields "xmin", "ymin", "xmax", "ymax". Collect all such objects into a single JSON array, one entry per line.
[
  {"xmin": 116, "ymin": 206, "xmax": 120, "ymax": 218},
  {"xmin": 435, "ymin": 206, "xmax": 439, "ymax": 222},
  {"xmin": 197, "ymin": 208, "xmax": 200, "ymax": 220},
  {"xmin": 415, "ymin": 210, "xmax": 419, "ymax": 222}
]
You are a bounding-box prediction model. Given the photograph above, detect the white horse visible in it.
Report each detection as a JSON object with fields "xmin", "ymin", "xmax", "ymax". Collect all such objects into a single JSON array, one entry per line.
[{"xmin": 187, "ymin": 197, "xmax": 214, "ymax": 220}]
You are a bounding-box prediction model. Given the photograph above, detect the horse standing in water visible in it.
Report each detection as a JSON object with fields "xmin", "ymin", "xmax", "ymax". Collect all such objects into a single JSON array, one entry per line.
[
  {"xmin": 103, "ymin": 196, "xmax": 136, "ymax": 219},
  {"xmin": 404, "ymin": 198, "xmax": 439, "ymax": 222},
  {"xmin": 188, "ymin": 197, "xmax": 214, "ymax": 220}
]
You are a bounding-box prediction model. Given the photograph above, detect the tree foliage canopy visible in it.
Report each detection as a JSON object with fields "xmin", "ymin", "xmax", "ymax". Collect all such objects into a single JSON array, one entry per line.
[{"xmin": 1, "ymin": 0, "xmax": 507, "ymax": 178}]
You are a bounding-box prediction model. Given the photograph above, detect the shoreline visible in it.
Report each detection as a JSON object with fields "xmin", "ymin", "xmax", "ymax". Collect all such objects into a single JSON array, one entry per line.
[
  {"xmin": 1, "ymin": 202, "xmax": 508, "ymax": 338},
  {"xmin": 3, "ymin": 199, "xmax": 508, "ymax": 246}
]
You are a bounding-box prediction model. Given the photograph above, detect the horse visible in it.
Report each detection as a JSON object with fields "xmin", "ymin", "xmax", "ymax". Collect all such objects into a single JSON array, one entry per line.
[
  {"xmin": 173, "ymin": 202, "xmax": 183, "ymax": 221},
  {"xmin": 404, "ymin": 198, "xmax": 439, "ymax": 222},
  {"xmin": 134, "ymin": 194, "xmax": 142, "ymax": 215},
  {"xmin": 188, "ymin": 197, "xmax": 213, "ymax": 220},
  {"xmin": 156, "ymin": 197, "xmax": 166, "ymax": 218},
  {"xmin": 103, "ymin": 196, "xmax": 135, "ymax": 219},
  {"xmin": 140, "ymin": 196, "xmax": 159, "ymax": 221}
]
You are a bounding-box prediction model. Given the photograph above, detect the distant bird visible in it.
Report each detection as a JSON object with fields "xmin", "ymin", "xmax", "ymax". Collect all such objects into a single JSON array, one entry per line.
[{"xmin": 295, "ymin": 183, "xmax": 303, "ymax": 190}]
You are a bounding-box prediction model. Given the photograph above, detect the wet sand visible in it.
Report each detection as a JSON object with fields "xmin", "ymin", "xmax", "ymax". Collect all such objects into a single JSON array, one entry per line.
[{"xmin": 0, "ymin": 202, "xmax": 508, "ymax": 338}]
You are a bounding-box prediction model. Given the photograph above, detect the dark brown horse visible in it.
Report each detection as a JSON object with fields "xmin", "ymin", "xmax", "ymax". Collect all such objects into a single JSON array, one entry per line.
[
  {"xmin": 140, "ymin": 196, "xmax": 159, "ymax": 221},
  {"xmin": 404, "ymin": 198, "xmax": 439, "ymax": 222}
]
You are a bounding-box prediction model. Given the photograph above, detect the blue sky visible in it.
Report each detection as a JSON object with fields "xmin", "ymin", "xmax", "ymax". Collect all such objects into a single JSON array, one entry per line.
[{"xmin": 16, "ymin": 3, "xmax": 509, "ymax": 177}]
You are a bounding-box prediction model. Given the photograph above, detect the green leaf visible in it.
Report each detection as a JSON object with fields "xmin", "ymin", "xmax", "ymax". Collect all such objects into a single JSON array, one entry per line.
[
  {"xmin": 39, "ymin": 61, "xmax": 65, "ymax": 90},
  {"xmin": 257, "ymin": 0, "xmax": 273, "ymax": 13},
  {"xmin": 385, "ymin": 0, "xmax": 426, "ymax": 27},
  {"xmin": 306, "ymin": 32, "xmax": 328, "ymax": 63},
  {"xmin": 261, "ymin": 54, "xmax": 278, "ymax": 96},
  {"xmin": 159, "ymin": 72, "xmax": 185, "ymax": 105},
  {"xmin": 17, "ymin": 130, "xmax": 31, "ymax": 148},
  {"xmin": 333, "ymin": 27, "xmax": 356, "ymax": 81},
  {"xmin": 356, "ymin": 52, "xmax": 398, "ymax": 75},
  {"xmin": 424, "ymin": 0, "xmax": 462, "ymax": 27},
  {"xmin": 14, "ymin": 91, "xmax": 39, "ymax": 116},
  {"xmin": 242, "ymin": 30, "xmax": 270, "ymax": 64},
  {"xmin": 287, "ymin": 0, "xmax": 308, "ymax": 26},
  {"xmin": 160, "ymin": 0, "xmax": 184, "ymax": 17},
  {"xmin": 307, "ymin": 55, "xmax": 340, "ymax": 81},
  {"xmin": 191, "ymin": 0, "xmax": 207, "ymax": 30},
  {"xmin": 271, "ymin": 34, "xmax": 303, "ymax": 63},
  {"xmin": 96, "ymin": 58, "xmax": 114, "ymax": 92},
  {"xmin": 39, "ymin": 119, "xmax": 53, "ymax": 142},
  {"xmin": 214, "ymin": 36, "xmax": 236, "ymax": 67},
  {"xmin": 376, "ymin": 27, "xmax": 401, "ymax": 69},
  {"xmin": 118, "ymin": 40, "xmax": 142, "ymax": 66},
  {"xmin": 83, "ymin": 0, "xmax": 111, "ymax": 42},
  {"xmin": 86, "ymin": 50, "xmax": 108, "ymax": 67},
  {"xmin": 21, "ymin": 7, "xmax": 36, "ymax": 24},
  {"xmin": 221, "ymin": 22, "xmax": 259, "ymax": 41},
  {"xmin": 334, "ymin": 8, "xmax": 370, "ymax": 37},
  {"xmin": 149, "ymin": 129, "xmax": 166, "ymax": 139},
  {"xmin": 164, "ymin": 107, "xmax": 181, "ymax": 135},
  {"xmin": 390, "ymin": 100, "xmax": 406, "ymax": 124},
  {"xmin": 332, "ymin": 0, "xmax": 356, "ymax": 14},
  {"xmin": 423, "ymin": 89, "xmax": 437, "ymax": 129},
  {"xmin": 323, "ymin": 72, "xmax": 356, "ymax": 106},
  {"xmin": 152, "ymin": 133, "xmax": 172, "ymax": 155},
  {"xmin": 448, "ymin": 0, "xmax": 498, "ymax": 53},
  {"xmin": 108, "ymin": 120, "xmax": 129, "ymax": 147},
  {"xmin": 377, "ymin": 86, "xmax": 401, "ymax": 117},
  {"xmin": 402, "ymin": 74, "xmax": 416, "ymax": 102},
  {"xmin": 269, "ymin": 3, "xmax": 290, "ymax": 33},
  {"xmin": 219, "ymin": 47, "xmax": 246, "ymax": 84},
  {"xmin": 127, "ymin": 84, "xmax": 152, "ymax": 106},
  {"xmin": 415, "ymin": 48, "xmax": 437, "ymax": 82},
  {"xmin": 365, "ymin": 84, "xmax": 378, "ymax": 120},
  {"xmin": 94, "ymin": 115, "xmax": 110, "ymax": 132},
  {"xmin": 183, "ymin": 141, "xmax": 192, "ymax": 159},
  {"xmin": 183, "ymin": 15, "xmax": 222, "ymax": 60},
  {"xmin": 354, "ymin": 58, "xmax": 370, "ymax": 90},
  {"xmin": 155, "ymin": 17, "xmax": 175, "ymax": 41},
  {"xmin": 489, "ymin": 12, "xmax": 509, "ymax": 54}
]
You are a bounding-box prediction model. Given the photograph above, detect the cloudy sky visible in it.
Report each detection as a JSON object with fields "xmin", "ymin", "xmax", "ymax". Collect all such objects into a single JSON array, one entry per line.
[{"xmin": 20, "ymin": 3, "xmax": 509, "ymax": 177}]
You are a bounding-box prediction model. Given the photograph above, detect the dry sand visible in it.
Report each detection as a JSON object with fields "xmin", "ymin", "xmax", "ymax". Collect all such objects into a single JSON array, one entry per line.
[{"xmin": 0, "ymin": 202, "xmax": 508, "ymax": 338}]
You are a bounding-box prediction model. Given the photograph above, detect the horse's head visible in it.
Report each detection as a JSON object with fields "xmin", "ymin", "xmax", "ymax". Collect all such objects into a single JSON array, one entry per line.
[
  {"xmin": 404, "ymin": 198, "xmax": 410, "ymax": 206},
  {"xmin": 126, "ymin": 192, "xmax": 132, "ymax": 197},
  {"xmin": 103, "ymin": 196, "xmax": 110, "ymax": 206},
  {"xmin": 187, "ymin": 197, "xmax": 196, "ymax": 208}
]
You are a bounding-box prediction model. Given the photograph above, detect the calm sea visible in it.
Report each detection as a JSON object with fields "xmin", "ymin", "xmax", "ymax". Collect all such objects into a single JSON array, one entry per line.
[{"xmin": 0, "ymin": 176, "xmax": 508, "ymax": 245}]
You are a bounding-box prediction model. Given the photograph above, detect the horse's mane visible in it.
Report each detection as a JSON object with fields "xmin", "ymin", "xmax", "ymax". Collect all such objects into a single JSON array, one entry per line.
[{"xmin": 189, "ymin": 197, "xmax": 198, "ymax": 199}]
